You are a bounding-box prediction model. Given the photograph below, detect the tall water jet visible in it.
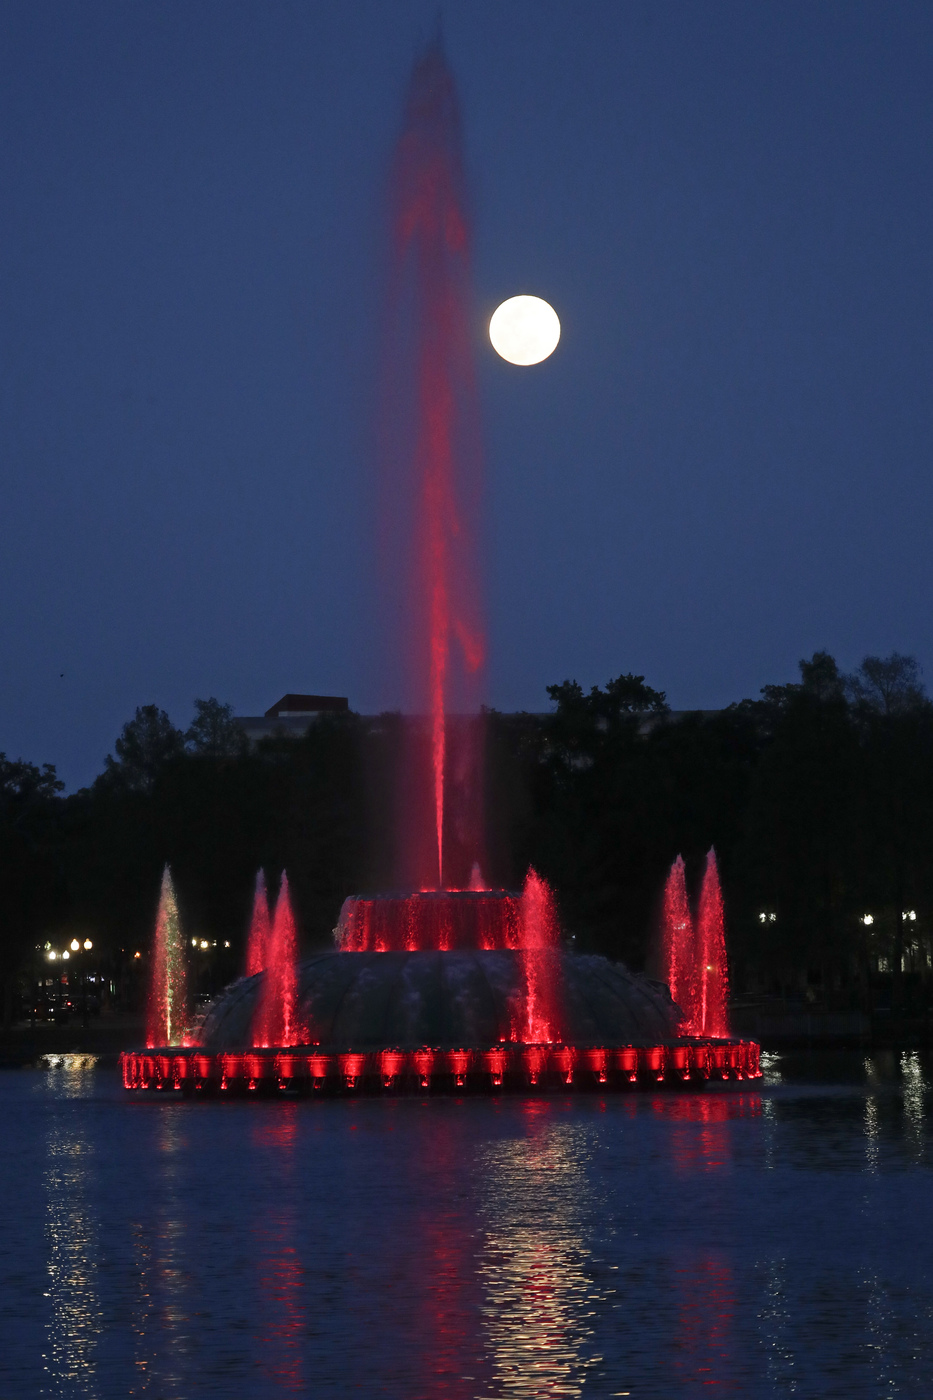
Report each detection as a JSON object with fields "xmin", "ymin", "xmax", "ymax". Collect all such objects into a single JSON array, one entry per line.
[
  {"xmin": 146, "ymin": 865, "xmax": 188, "ymax": 1047},
  {"xmin": 383, "ymin": 38, "xmax": 486, "ymax": 891},
  {"xmin": 661, "ymin": 855, "xmax": 696, "ymax": 1032},
  {"xmin": 245, "ymin": 869, "xmax": 272, "ymax": 977},
  {"xmin": 696, "ymin": 849, "xmax": 730, "ymax": 1037},
  {"xmin": 518, "ymin": 869, "xmax": 560, "ymax": 1043},
  {"xmin": 253, "ymin": 874, "xmax": 299, "ymax": 1048}
]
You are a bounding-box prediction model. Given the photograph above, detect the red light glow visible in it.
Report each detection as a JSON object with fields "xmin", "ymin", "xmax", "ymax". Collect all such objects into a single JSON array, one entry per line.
[
  {"xmin": 660, "ymin": 849, "xmax": 731, "ymax": 1038},
  {"xmin": 383, "ymin": 42, "xmax": 486, "ymax": 892},
  {"xmin": 245, "ymin": 869, "xmax": 272, "ymax": 977},
  {"xmin": 252, "ymin": 874, "xmax": 299, "ymax": 1048}
]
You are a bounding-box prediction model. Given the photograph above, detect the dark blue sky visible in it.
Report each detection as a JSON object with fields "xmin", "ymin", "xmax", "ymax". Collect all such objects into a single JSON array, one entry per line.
[{"xmin": 1, "ymin": 1, "xmax": 931, "ymax": 788}]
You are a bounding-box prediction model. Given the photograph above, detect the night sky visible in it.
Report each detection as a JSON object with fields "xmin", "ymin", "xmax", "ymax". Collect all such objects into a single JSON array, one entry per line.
[{"xmin": 1, "ymin": 1, "xmax": 931, "ymax": 789}]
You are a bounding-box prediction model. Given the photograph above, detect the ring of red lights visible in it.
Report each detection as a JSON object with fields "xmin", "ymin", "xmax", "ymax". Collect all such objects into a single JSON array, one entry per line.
[{"xmin": 122, "ymin": 1039, "xmax": 760, "ymax": 1094}]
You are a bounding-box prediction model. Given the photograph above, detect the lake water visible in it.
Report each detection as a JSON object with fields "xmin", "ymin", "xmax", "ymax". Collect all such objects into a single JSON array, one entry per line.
[{"xmin": 1, "ymin": 1051, "xmax": 932, "ymax": 1398}]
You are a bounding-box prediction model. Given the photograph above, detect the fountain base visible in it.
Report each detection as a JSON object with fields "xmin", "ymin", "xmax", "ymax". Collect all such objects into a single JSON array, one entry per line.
[{"xmin": 122, "ymin": 1038, "xmax": 760, "ymax": 1094}]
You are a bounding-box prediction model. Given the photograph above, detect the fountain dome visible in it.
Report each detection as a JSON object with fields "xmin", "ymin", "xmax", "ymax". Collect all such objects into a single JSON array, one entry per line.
[{"xmin": 195, "ymin": 947, "xmax": 683, "ymax": 1052}]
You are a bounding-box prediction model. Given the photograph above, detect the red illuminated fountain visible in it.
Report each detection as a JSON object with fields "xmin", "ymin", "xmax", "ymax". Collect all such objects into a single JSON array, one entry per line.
[
  {"xmin": 660, "ymin": 850, "xmax": 731, "ymax": 1039},
  {"xmin": 124, "ymin": 41, "xmax": 758, "ymax": 1095},
  {"xmin": 252, "ymin": 875, "xmax": 299, "ymax": 1049},
  {"xmin": 244, "ymin": 870, "xmax": 272, "ymax": 979}
]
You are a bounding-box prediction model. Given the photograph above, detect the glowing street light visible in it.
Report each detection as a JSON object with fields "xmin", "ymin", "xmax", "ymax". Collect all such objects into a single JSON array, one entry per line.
[
  {"xmin": 83, "ymin": 939, "xmax": 93, "ymax": 950},
  {"xmin": 70, "ymin": 939, "xmax": 80, "ymax": 952},
  {"xmin": 62, "ymin": 950, "xmax": 70, "ymax": 960}
]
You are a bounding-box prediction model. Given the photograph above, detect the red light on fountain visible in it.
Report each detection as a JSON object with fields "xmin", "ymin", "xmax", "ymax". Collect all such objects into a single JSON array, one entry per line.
[
  {"xmin": 245, "ymin": 869, "xmax": 272, "ymax": 977},
  {"xmin": 660, "ymin": 848, "xmax": 731, "ymax": 1037},
  {"xmin": 252, "ymin": 874, "xmax": 299, "ymax": 1049},
  {"xmin": 337, "ymin": 868, "xmax": 561, "ymax": 1046},
  {"xmin": 337, "ymin": 889, "xmax": 520, "ymax": 953},
  {"xmin": 696, "ymin": 851, "xmax": 730, "ymax": 1039},
  {"xmin": 382, "ymin": 37, "xmax": 486, "ymax": 896},
  {"xmin": 516, "ymin": 869, "xmax": 559, "ymax": 1044},
  {"xmin": 661, "ymin": 855, "xmax": 695, "ymax": 1029}
]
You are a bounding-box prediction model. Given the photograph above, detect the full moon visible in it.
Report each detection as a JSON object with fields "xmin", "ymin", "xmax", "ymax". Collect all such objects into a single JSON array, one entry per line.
[{"xmin": 489, "ymin": 295, "xmax": 560, "ymax": 366}]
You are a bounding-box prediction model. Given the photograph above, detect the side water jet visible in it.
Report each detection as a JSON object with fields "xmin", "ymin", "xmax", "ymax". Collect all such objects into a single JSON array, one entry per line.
[
  {"xmin": 661, "ymin": 856, "xmax": 695, "ymax": 1029},
  {"xmin": 245, "ymin": 869, "xmax": 272, "ymax": 977},
  {"xmin": 696, "ymin": 849, "xmax": 730, "ymax": 1038},
  {"xmin": 252, "ymin": 874, "xmax": 299, "ymax": 1049},
  {"xmin": 660, "ymin": 850, "xmax": 730, "ymax": 1037},
  {"xmin": 146, "ymin": 865, "xmax": 187, "ymax": 1048},
  {"xmin": 518, "ymin": 869, "xmax": 560, "ymax": 1043}
]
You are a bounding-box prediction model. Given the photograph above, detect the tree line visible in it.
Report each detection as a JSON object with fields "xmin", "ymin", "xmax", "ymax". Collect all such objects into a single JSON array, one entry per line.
[{"xmin": 2, "ymin": 651, "xmax": 932, "ymax": 1022}]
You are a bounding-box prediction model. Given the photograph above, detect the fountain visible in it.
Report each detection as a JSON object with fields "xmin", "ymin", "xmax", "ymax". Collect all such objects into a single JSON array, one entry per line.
[
  {"xmin": 660, "ymin": 849, "xmax": 731, "ymax": 1039},
  {"xmin": 244, "ymin": 870, "xmax": 271, "ymax": 978},
  {"xmin": 123, "ymin": 40, "xmax": 759, "ymax": 1095},
  {"xmin": 252, "ymin": 875, "xmax": 299, "ymax": 1049},
  {"xmin": 145, "ymin": 866, "xmax": 187, "ymax": 1049}
]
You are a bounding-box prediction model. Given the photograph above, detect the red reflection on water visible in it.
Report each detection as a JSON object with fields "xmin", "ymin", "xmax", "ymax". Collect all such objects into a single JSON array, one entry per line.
[
  {"xmin": 409, "ymin": 1105, "xmax": 488, "ymax": 1398},
  {"xmin": 254, "ymin": 1108, "xmax": 304, "ymax": 1393},
  {"xmin": 672, "ymin": 1254, "xmax": 739, "ymax": 1392},
  {"xmin": 653, "ymin": 1092, "xmax": 761, "ymax": 1173},
  {"xmin": 420, "ymin": 1213, "xmax": 484, "ymax": 1399}
]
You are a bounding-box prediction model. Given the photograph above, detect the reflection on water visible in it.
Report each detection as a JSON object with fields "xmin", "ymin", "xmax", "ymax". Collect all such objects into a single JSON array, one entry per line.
[
  {"xmin": 672, "ymin": 1254, "xmax": 737, "ymax": 1393},
  {"xmin": 42, "ymin": 1058, "xmax": 102, "ymax": 1398},
  {"xmin": 476, "ymin": 1101, "xmax": 604, "ymax": 1399},
  {"xmin": 760, "ymin": 1051, "xmax": 783, "ymax": 1088},
  {"xmin": 416, "ymin": 1201, "xmax": 483, "ymax": 1399},
  {"xmin": 757, "ymin": 1257, "xmax": 795, "ymax": 1394},
  {"xmin": 901, "ymin": 1050, "xmax": 925, "ymax": 1157},
  {"xmin": 1, "ymin": 1051, "xmax": 932, "ymax": 1398},
  {"xmin": 129, "ymin": 1216, "xmax": 155, "ymax": 1390},
  {"xmin": 153, "ymin": 1109, "xmax": 192, "ymax": 1395},
  {"xmin": 653, "ymin": 1089, "xmax": 761, "ymax": 1173},
  {"xmin": 864, "ymin": 1087, "xmax": 881, "ymax": 1173},
  {"xmin": 253, "ymin": 1107, "xmax": 305, "ymax": 1393}
]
